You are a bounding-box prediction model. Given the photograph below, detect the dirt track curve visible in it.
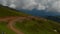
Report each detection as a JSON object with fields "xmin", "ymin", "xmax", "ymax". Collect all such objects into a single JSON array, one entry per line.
[
  {"xmin": 0, "ymin": 16, "xmax": 42, "ymax": 34},
  {"xmin": 0, "ymin": 16, "xmax": 27, "ymax": 34}
]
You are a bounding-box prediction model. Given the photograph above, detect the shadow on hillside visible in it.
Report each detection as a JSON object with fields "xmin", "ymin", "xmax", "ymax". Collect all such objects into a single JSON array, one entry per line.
[{"xmin": 44, "ymin": 16, "xmax": 60, "ymax": 23}]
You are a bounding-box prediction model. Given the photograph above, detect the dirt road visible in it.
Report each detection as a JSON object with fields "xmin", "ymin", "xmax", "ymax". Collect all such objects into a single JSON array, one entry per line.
[
  {"xmin": 0, "ymin": 16, "xmax": 41, "ymax": 34},
  {"xmin": 0, "ymin": 16, "xmax": 26, "ymax": 34}
]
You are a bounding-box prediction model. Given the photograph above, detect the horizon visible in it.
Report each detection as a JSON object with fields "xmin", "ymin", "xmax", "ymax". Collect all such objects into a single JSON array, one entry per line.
[{"xmin": 0, "ymin": 0, "xmax": 60, "ymax": 16}]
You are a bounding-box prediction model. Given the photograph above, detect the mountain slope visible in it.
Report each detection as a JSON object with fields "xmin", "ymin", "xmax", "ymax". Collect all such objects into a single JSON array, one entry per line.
[
  {"xmin": 15, "ymin": 17, "xmax": 60, "ymax": 34},
  {"xmin": 0, "ymin": 5, "xmax": 28, "ymax": 17},
  {"xmin": 0, "ymin": 5, "xmax": 60, "ymax": 34},
  {"xmin": 0, "ymin": 5, "xmax": 28, "ymax": 34}
]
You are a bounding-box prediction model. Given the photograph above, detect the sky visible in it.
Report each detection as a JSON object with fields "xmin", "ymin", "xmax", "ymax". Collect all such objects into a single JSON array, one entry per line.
[{"xmin": 0, "ymin": 0, "xmax": 60, "ymax": 12}]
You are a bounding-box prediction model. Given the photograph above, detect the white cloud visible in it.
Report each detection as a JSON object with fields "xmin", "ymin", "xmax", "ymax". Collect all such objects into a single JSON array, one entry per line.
[
  {"xmin": 1, "ymin": 0, "xmax": 8, "ymax": 6},
  {"xmin": 8, "ymin": 4, "xmax": 16, "ymax": 8},
  {"xmin": 0, "ymin": 0, "xmax": 60, "ymax": 12},
  {"xmin": 52, "ymin": 1, "xmax": 60, "ymax": 12},
  {"xmin": 37, "ymin": 4, "xmax": 46, "ymax": 10}
]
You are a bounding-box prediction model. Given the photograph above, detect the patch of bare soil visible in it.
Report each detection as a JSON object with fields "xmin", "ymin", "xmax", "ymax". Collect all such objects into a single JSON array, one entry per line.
[{"xmin": 0, "ymin": 16, "xmax": 43, "ymax": 34}]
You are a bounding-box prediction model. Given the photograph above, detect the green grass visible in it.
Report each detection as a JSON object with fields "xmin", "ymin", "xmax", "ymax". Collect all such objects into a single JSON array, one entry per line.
[
  {"xmin": 0, "ymin": 21, "xmax": 16, "ymax": 34},
  {"xmin": 0, "ymin": 6, "xmax": 28, "ymax": 17},
  {"xmin": 15, "ymin": 19, "xmax": 60, "ymax": 34}
]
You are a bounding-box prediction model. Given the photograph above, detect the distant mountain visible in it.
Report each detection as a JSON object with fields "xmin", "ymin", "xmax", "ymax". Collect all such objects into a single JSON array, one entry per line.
[
  {"xmin": 18, "ymin": 9, "xmax": 60, "ymax": 17},
  {"xmin": 18, "ymin": 9, "xmax": 60, "ymax": 22}
]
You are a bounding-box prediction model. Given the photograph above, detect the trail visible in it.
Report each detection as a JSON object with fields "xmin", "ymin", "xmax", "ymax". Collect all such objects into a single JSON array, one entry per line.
[
  {"xmin": 0, "ymin": 16, "xmax": 26, "ymax": 34},
  {"xmin": 0, "ymin": 16, "xmax": 41, "ymax": 34},
  {"xmin": 7, "ymin": 17, "xmax": 26, "ymax": 34}
]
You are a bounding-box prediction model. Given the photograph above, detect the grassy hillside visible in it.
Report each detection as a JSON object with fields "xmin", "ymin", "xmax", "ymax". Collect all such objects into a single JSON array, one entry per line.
[
  {"xmin": 0, "ymin": 5, "xmax": 60, "ymax": 34},
  {"xmin": 15, "ymin": 18, "xmax": 60, "ymax": 34},
  {"xmin": 0, "ymin": 5, "xmax": 28, "ymax": 34},
  {"xmin": 0, "ymin": 5, "xmax": 28, "ymax": 17},
  {"xmin": 0, "ymin": 21, "xmax": 15, "ymax": 34}
]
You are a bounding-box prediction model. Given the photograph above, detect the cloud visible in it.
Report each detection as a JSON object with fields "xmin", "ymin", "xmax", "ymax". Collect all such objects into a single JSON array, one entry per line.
[
  {"xmin": 37, "ymin": 4, "xmax": 46, "ymax": 10},
  {"xmin": 0, "ymin": 0, "xmax": 60, "ymax": 12},
  {"xmin": 8, "ymin": 4, "xmax": 16, "ymax": 8},
  {"xmin": 51, "ymin": 1, "xmax": 60, "ymax": 12}
]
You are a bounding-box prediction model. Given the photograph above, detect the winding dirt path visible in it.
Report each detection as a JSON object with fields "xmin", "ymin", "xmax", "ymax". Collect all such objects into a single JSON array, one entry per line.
[
  {"xmin": 0, "ymin": 16, "xmax": 26, "ymax": 34},
  {"xmin": 7, "ymin": 17, "xmax": 26, "ymax": 34},
  {"xmin": 0, "ymin": 16, "xmax": 41, "ymax": 34}
]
